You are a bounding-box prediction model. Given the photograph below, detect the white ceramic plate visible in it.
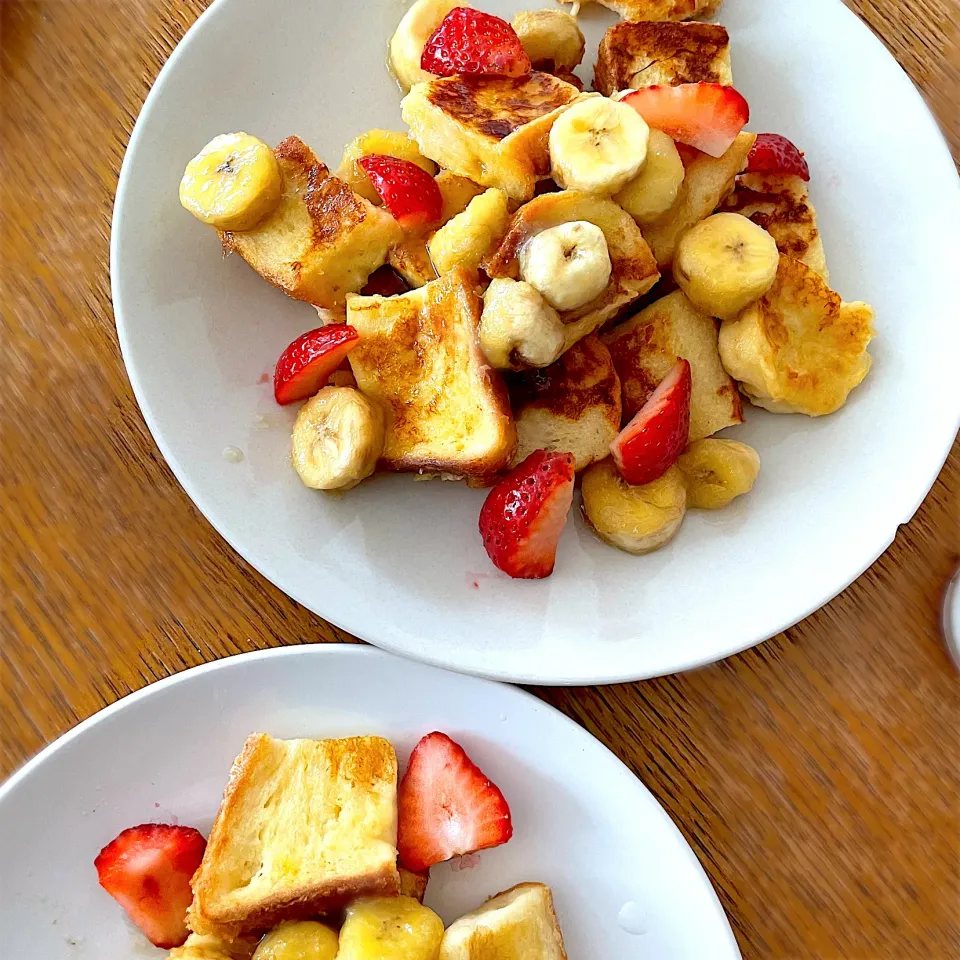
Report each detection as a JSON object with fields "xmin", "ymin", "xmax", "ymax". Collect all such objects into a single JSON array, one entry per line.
[
  {"xmin": 0, "ymin": 646, "xmax": 739, "ymax": 959},
  {"xmin": 112, "ymin": 0, "xmax": 960, "ymax": 684}
]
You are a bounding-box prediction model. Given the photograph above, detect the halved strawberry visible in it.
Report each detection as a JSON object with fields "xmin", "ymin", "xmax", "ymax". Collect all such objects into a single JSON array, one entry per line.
[
  {"xmin": 747, "ymin": 133, "xmax": 810, "ymax": 181},
  {"xmin": 421, "ymin": 7, "xmax": 531, "ymax": 79},
  {"xmin": 611, "ymin": 359, "xmax": 691, "ymax": 486},
  {"xmin": 358, "ymin": 155, "xmax": 443, "ymax": 232},
  {"xmin": 479, "ymin": 450, "xmax": 575, "ymax": 579},
  {"xmin": 620, "ymin": 83, "xmax": 749, "ymax": 158},
  {"xmin": 398, "ymin": 732, "xmax": 513, "ymax": 872},
  {"xmin": 274, "ymin": 324, "xmax": 359, "ymax": 405},
  {"xmin": 95, "ymin": 823, "xmax": 206, "ymax": 949}
]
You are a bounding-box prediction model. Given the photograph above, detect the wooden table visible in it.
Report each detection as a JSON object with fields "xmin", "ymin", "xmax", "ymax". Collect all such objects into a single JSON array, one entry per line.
[{"xmin": 2, "ymin": 1, "xmax": 957, "ymax": 956}]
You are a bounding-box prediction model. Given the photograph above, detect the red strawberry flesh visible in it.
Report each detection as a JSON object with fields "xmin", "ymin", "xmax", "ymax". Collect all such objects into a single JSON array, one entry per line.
[
  {"xmin": 421, "ymin": 7, "xmax": 531, "ymax": 79},
  {"xmin": 621, "ymin": 83, "xmax": 749, "ymax": 158},
  {"xmin": 747, "ymin": 133, "xmax": 811, "ymax": 181},
  {"xmin": 479, "ymin": 450, "xmax": 575, "ymax": 579},
  {"xmin": 358, "ymin": 154, "xmax": 443, "ymax": 231},
  {"xmin": 95, "ymin": 823, "xmax": 206, "ymax": 949},
  {"xmin": 274, "ymin": 324, "xmax": 359, "ymax": 405},
  {"xmin": 398, "ymin": 732, "xmax": 513, "ymax": 872},
  {"xmin": 611, "ymin": 360, "xmax": 691, "ymax": 486}
]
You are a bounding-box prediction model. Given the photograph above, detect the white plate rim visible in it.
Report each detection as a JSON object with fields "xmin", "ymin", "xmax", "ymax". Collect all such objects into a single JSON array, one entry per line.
[
  {"xmin": 0, "ymin": 644, "xmax": 742, "ymax": 958},
  {"xmin": 109, "ymin": 0, "xmax": 960, "ymax": 686}
]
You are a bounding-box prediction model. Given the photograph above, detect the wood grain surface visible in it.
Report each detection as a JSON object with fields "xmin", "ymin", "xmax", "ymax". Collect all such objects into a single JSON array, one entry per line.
[{"xmin": 1, "ymin": 1, "xmax": 958, "ymax": 957}]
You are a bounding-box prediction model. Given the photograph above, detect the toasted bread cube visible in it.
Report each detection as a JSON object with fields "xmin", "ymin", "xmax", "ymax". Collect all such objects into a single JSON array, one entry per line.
[
  {"xmin": 168, "ymin": 933, "xmax": 258, "ymax": 960},
  {"xmin": 440, "ymin": 882, "xmax": 567, "ymax": 960},
  {"xmin": 347, "ymin": 267, "xmax": 517, "ymax": 478},
  {"xmin": 402, "ymin": 73, "xmax": 585, "ymax": 203},
  {"xmin": 560, "ymin": 0, "xmax": 722, "ymax": 20},
  {"xmin": 510, "ymin": 335, "xmax": 622, "ymax": 471},
  {"xmin": 437, "ymin": 171, "xmax": 487, "ymax": 222},
  {"xmin": 398, "ymin": 866, "xmax": 430, "ymax": 904},
  {"xmin": 188, "ymin": 734, "xmax": 399, "ymax": 939},
  {"xmin": 719, "ymin": 256, "xmax": 875, "ymax": 416},
  {"xmin": 485, "ymin": 191, "xmax": 660, "ymax": 352},
  {"xmin": 602, "ymin": 290, "xmax": 743, "ymax": 439},
  {"xmin": 221, "ymin": 137, "xmax": 401, "ymax": 309},
  {"xmin": 719, "ymin": 172, "xmax": 829, "ymax": 280},
  {"xmin": 641, "ymin": 131, "xmax": 755, "ymax": 268},
  {"xmin": 595, "ymin": 21, "xmax": 731, "ymax": 97}
]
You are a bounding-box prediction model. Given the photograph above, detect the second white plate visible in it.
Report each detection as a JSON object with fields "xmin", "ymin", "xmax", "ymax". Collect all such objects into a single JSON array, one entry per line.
[{"xmin": 0, "ymin": 646, "xmax": 739, "ymax": 959}]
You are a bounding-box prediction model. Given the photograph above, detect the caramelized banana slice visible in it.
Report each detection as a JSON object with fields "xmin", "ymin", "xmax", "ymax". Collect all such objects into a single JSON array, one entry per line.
[
  {"xmin": 179, "ymin": 133, "xmax": 281, "ymax": 231},
  {"xmin": 338, "ymin": 896, "xmax": 443, "ymax": 960},
  {"xmin": 252, "ymin": 921, "xmax": 338, "ymax": 960},
  {"xmin": 678, "ymin": 439, "xmax": 760, "ymax": 509},
  {"xmin": 581, "ymin": 460, "xmax": 686, "ymax": 555}
]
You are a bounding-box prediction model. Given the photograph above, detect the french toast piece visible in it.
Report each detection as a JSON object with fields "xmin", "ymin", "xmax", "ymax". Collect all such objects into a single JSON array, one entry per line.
[
  {"xmin": 398, "ymin": 866, "xmax": 430, "ymax": 904},
  {"xmin": 510, "ymin": 335, "xmax": 622, "ymax": 471},
  {"xmin": 641, "ymin": 131, "xmax": 756, "ymax": 268},
  {"xmin": 346, "ymin": 267, "xmax": 517, "ymax": 478},
  {"xmin": 440, "ymin": 882, "xmax": 567, "ymax": 960},
  {"xmin": 168, "ymin": 933, "xmax": 258, "ymax": 960},
  {"xmin": 220, "ymin": 137, "xmax": 401, "ymax": 309},
  {"xmin": 560, "ymin": 0, "xmax": 722, "ymax": 20},
  {"xmin": 719, "ymin": 172, "xmax": 829, "ymax": 280},
  {"xmin": 485, "ymin": 191, "xmax": 660, "ymax": 352},
  {"xmin": 602, "ymin": 289, "xmax": 743, "ymax": 439},
  {"xmin": 188, "ymin": 734, "xmax": 400, "ymax": 939},
  {"xmin": 402, "ymin": 73, "xmax": 586, "ymax": 203},
  {"xmin": 594, "ymin": 21, "xmax": 732, "ymax": 97},
  {"xmin": 719, "ymin": 256, "xmax": 875, "ymax": 416}
]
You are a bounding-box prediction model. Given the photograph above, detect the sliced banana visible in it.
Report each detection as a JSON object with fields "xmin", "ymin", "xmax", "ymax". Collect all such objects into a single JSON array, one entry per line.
[
  {"xmin": 614, "ymin": 128, "xmax": 685, "ymax": 225},
  {"xmin": 479, "ymin": 277, "xmax": 566, "ymax": 370},
  {"xmin": 512, "ymin": 10, "xmax": 585, "ymax": 71},
  {"xmin": 179, "ymin": 132, "xmax": 282, "ymax": 232},
  {"xmin": 519, "ymin": 220, "xmax": 612, "ymax": 312},
  {"xmin": 291, "ymin": 387, "xmax": 384, "ymax": 491},
  {"xmin": 428, "ymin": 188, "xmax": 511, "ymax": 276},
  {"xmin": 253, "ymin": 920, "xmax": 338, "ymax": 960},
  {"xmin": 549, "ymin": 97, "xmax": 649, "ymax": 195},
  {"xmin": 677, "ymin": 439, "xmax": 760, "ymax": 510},
  {"xmin": 389, "ymin": 0, "xmax": 463, "ymax": 91},
  {"xmin": 673, "ymin": 213, "xmax": 779, "ymax": 320},
  {"xmin": 337, "ymin": 129, "xmax": 437, "ymax": 205},
  {"xmin": 581, "ymin": 460, "xmax": 687, "ymax": 555}
]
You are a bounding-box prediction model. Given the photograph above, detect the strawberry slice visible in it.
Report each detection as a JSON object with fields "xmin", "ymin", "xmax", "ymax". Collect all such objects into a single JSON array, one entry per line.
[
  {"xmin": 95, "ymin": 823, "xmax": 206, "ymax": 949},
  {"xmin": 747, "ymin": 133, "xmax": 810, "ymax": 181},
  {"xmin": 358, "ymin": 155, "xmax": 443, "ymax": 232},
  {"xmin": 620, "ymin": 83, "xmax": 749, "ymax": 158},
  {"xmin": 611, "ymin": 359, "xmax": 691, "ymax": 486},
  {"xmin": 421, "ymin": 7, "xmax": 531, "ymax": 79},
  {"xmin": 274, "ymin": 324, "xmax": 359, "ymax": 405},
  {"xmin": 479, "ymin": 450, "xmax": 575, "ymax": 579},
  {"xmin": 398, "ymin": 732, "xmax": 513, "ymax": 872}
]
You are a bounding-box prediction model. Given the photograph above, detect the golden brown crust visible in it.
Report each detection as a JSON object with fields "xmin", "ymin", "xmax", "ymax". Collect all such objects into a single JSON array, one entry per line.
[
  {"xmin": 581, "ymin": 0, "xmax": 721, "ymax": 21},
  {"xmin": 594, "ymin": 21, "xmax": 730, "ymax": 96},
  {"xmin": 398, "ymin": 866, "xmax": 430, "ymax": 903},
  {"xmin": 347, "ymin": 268, "xmax": 517, "ymax": 478},
  {"xmin": 189, "ymin": 734, "xmax": 399, "ymax": 940},
  {"xmin": 426, "ymin": 73, "xmax": 580, "ymax": 142}
]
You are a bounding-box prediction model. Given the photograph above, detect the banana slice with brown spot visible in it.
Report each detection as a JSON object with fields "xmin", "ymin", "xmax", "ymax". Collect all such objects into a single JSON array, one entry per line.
[
  {"xmin": 479, "ymin": 277, "xmax": 566, "ymax": 370},
  {"xmin": 581, "ymin": 460, "xmax": 686, "ymax": 555},
  {"xmin": 677, "ymin": 439, "xmax": 760, "ymax": 509},
  {"xmin": 179, "ymin": 133, "xmax": 282, "ymax": 231},
  {"xmin": 291, "ymin": 387, "xmax": 384, "ymax": 491}
]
